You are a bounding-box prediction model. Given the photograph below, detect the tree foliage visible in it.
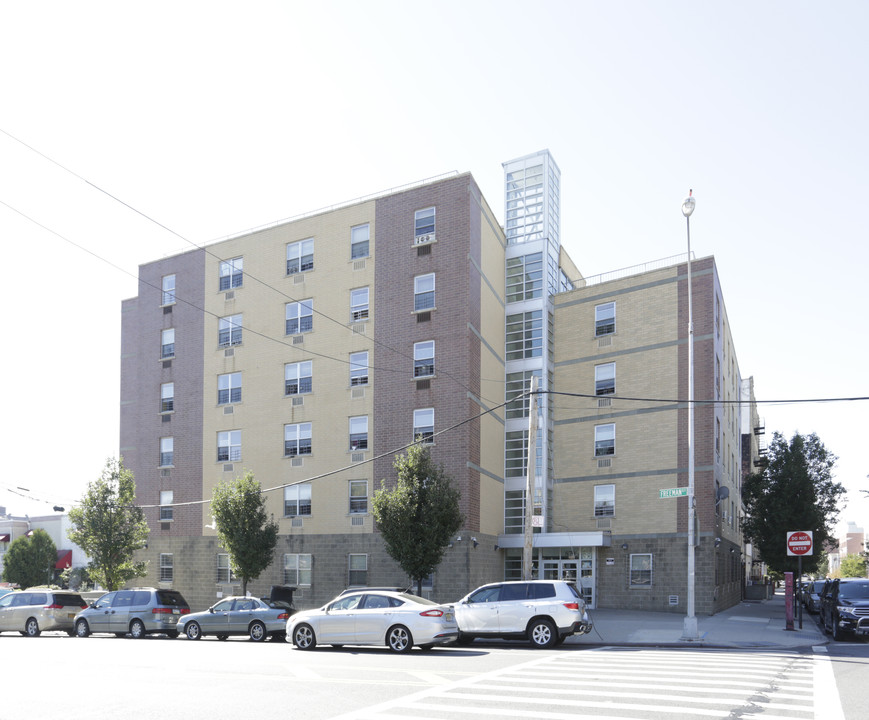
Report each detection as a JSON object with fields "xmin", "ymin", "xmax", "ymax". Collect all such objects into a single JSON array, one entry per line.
[
  {"xmin": 1, "ymin": 529, "xmax": 57, "ymax": 588},
  {"xmin": 839, "ymin": 554, "xmax": 868, "ymax": 578},
  {"xmin": 372, "ymin": 443, "xmax": 464, "ymax": 595},
  {"xmin": 742, "ymin": 432, "xmax": 844, "ymax": 575},
  {"xmin": 67, "ymin": 458, "xmax": 149, "ymax": 591},
  {"xmin": 210, "ymin": 472, "xmax": 279, "ymax": 596}
]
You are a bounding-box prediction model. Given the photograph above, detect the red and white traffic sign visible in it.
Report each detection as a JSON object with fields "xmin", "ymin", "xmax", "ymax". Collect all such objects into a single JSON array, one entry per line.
[{"xmin": 786, "ymin": 530, "xmax": 813, "ymax": 556}]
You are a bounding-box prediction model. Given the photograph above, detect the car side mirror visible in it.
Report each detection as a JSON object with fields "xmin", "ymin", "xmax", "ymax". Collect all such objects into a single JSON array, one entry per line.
[{"xmin": 209, "ymin": 607, "xmax": 215, "ymax": 613}]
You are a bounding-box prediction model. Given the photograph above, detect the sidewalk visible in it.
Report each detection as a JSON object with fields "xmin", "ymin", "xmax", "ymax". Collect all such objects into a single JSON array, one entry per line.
[{"xmin": 567, "ymin": 591, "xmax": 826, "ymax": 649}]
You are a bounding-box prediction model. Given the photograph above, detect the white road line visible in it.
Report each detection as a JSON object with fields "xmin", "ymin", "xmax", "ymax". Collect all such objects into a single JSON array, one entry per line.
[{"xmin": 812, "ymin": 646, "xmax": 845, "ymax": 720}]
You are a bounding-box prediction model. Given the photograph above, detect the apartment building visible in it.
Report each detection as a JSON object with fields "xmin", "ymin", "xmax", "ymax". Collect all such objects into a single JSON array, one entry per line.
[
  {"xmin": 550, "ymin": 256, "xmax": 746, "ymax": 614},
  {"xmin": 120, "ymin": 152, "xmax": 749, "ymax": 614},
  {"xmin": 120, "ymin": 172, "xmax": 515, "ymax": 610}
]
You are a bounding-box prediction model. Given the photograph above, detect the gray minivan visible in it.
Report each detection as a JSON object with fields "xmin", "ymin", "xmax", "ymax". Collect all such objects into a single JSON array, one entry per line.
[
  {"xmin": 0, "ymin": 589, "xmax": 87, "ymax": 636},
  {"xmin": 74, "ymin": 587, "xmax": 190, "ymax": 638}
]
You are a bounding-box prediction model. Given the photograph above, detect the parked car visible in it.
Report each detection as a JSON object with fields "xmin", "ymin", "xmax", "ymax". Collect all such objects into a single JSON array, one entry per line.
[
  {"xmin": 803, "ymin": 580, "xmax": 826, "ymax": 614},
  {"xmin": 179, "ymin": 596, "xmax": 292, "ymax": 641},
  {"xmin": 820, "ymin": 577, "xmax": 869, "ymax": 640},
  {"xmin": 453, "ymin": 580, "xmax": 593, "ymax": 648},
  {"xmin": 74, "ymin": 587, "xmax": 190, "ymax": 638},
  {"xmin": 0, "ymin": 588, "xmax": 87, "ymax": 637},
  {"xmin": 287, "ymin": 590, "xmax": 457, "ymax": 652}
]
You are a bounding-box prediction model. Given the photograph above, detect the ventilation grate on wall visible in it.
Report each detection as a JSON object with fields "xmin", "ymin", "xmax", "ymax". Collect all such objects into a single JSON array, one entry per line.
[
  {"xmin": 598, "ymin": 336, "xmax": 613, "ymax": 348},
  {"xmin": 351, "ymin": 388, "xmax": 365, "ymax": 399},
  {"xmin": 162, "ymin": 414, "xmax": 171, "ymax": 423},
  {"xmin": 351, "ymin": 323, "xmax": 366, "ymax": 334},
  {"xmin": 294, "ymin": 273, "xmax": 305, "ymax": 284},
  {"xmin": 163, "ymin": 305, "xmax": 172, "ymax": 314},
  {"xmin": 162, "ymin": 360, "xmax": 172, "ymax": 369},
  {"xmin": 598, "ymin": 458, "xmax": 612, "ymax": 469},
  {"xmin": 292, "ymin": 335, "xmax": 304, "ymax": 345},
  {"xmin": 224, "ymin": 291, "xmax": 235, "ymax": 300},
  {"xmin": 223, "ymin": 406, "xmax": 234, "ymax": 414},
  {"xmin": 161, "ymin": 469, "xmax": 171, "ymax": 478},
  {"xmin": 416, "ymin": 311, "xmax": 431, "ymax": 323},
  {"xmin": 291, "ymin": 517, "xmax": 303, "ymax": 528},
  {"xmin": 291, "ymin": 458, "xmax": 303, "ymax": 467},
  {"xmin": 353, "ymin": 260, "xmax": 366, "ymax": 271},
  {"xmin": 416, "ymin": 379, "xmax": 431, "ymax": 391},
  {"xmin": 351, "ymin": 515, "xmax": 364, "ymax": 526},
  {"xmin": 351, "ymin": 453, "xmax": 364, "ymax": 463},
  {"xmin": 223, "ymin": 464, "xmax": 234, "ymax": 472},
  {"xmin": 224, "ymin": 348, "xmax": 234, "ymax": 357},
  {"xmin": 292, "ymin": 397, "xmax": 304, "ymax": 406},
  {"xmin": 596, "ymin": 518, "xmax": 612, "ymax": 529},
  {"xmin": 669, "ymin": 595, "xmax": 679, "ymax": 606},
  {"xmin": 417, "ymin": 244, "xmax": 432, "ymax": 257},
  {"xmin": 598, "ymin": 397, "xmax": 612, "ymax": 408}
]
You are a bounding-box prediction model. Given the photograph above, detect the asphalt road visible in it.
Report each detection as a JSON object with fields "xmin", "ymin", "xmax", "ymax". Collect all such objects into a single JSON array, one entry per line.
[{"xmin": 2, "ymin": 629, "xmax": 867, "ymax": 720}]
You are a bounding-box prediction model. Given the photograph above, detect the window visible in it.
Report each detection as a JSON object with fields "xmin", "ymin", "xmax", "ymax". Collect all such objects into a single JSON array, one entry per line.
[
  {"xmin": 216, "ymin": 554, "xmax": 236, "ymax": 583},
  {"xmin": 218, "ymin": 314, "xmax": 242, "ymax": 347},
  {"xmin": 159, "ymin": 553, "xmax": 174, "ymax": 583},
  {"xmin": 162, "ymin": 274, "xmax": 176, "ymax": 305},
  {"xmin": 160, "ymin": 382, "xmax": 174, "ymax": 413},
  {"xmin": 413, "ymin": 341, "xmax": 434, "ymax": 378},
  {"xmin": 284, "ymin": 483, "xmax": 312, "ymax": 516},
  {"xmin": 284, "ymin": 361, "xmax": 312, "ymax": 395},
  {"xmin": 283, "ymin": 553, "xmax": 312, "ymax": 586},
  {"xmin": 350, "ymin": 287, "xmax": 369, "ymax": 322},
  {"xmin": 413, "ymin": 408, "xmax": 434, "ymax": 443},
  {"xmin": 349, "ymin": 416, "xmax": 368, "ymax": 451},
  {"xmin": 286, "ymin": 300, "xmax": 313, "ymax": 334},
  {"xmin": 349, "ymin": 480, "xmax": 368, "ymax": 514},
  {"xmin": 218, "ymin": 372, "xmax": 242, "ymax": 405},
  {"xmin": 594, "ymin": 424, "xmax": 615, "ymax": 456},
  {"xmin": 630, "ymin": 554, "xmax": 652, "ymax": 586},
  {"xmin": 414, "ymin": 207, "xmax": 435, "ymax": 241},
  {"xmin": 414, "ymin": 273, "xmax": 435, "ymax": 311},
  {"xmin": 506, "ymin": 252, "xmax": 543, "ymax": 302},
  {"xmin": 505, "ymin": 370, "xmax": 541, "ymax": 419},
  {"xmin": 284, "ymin": 422, "xmax": 312, "ymax": 457},
  {"xmin": 505, "ymin": 430, "xmax": 528, "ymax": 478},
  {"xmin": 594, "ymin": 485, "xmax": 615, "ymax": 517},
  {"xmin": 161, "ymin": 328, "xmax": 175, "ymax": 359},
  {"xmin": 287, "ymin": 238, "xmax": 314, "ymax": 275},
  {"xmin": 506, "ymin": 310, "xmax": 543, "ymax": 359},
  {"xmin": 595, "ymin": 363, "xmax": 615, "ymax": 396},
  {"xmin": 349, "ymin": 351, "xmax": 368, "ymax": 386},
  {"xmin": 160, "ymin": 490, "xmax": 174, "ymax": 521},
  {"xmin": 217, "ymin": 430, "xmax": 241, "ymax": 462},
  {"xmin": 159, "ymin": 437, "xmax": 174, "ymax": 467},
  {"xmin": 351, "ymin": 224, "xmax": 369, "ymax": 259},
  {"xmin": 595, "ymin": 302, "xmax": 615, "ymax": 336},
  {"xmin": 348, "ymin": 554, "xmax": 367, "ymax": 586},
  {"xmin": 219, "ymin": 257, "xmax": 243, "ymax": 290}
]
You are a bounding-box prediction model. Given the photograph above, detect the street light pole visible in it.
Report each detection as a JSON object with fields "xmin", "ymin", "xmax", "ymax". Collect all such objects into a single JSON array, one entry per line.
[{"xmin": 681, "ymin": 190, "xmax": 699, "ymax": 641}]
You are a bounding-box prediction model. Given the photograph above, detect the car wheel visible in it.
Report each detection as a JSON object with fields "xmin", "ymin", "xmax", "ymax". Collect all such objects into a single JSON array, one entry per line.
[
  {"xmin": 554, "ymin": 634, "xmax": 567, "ymax": 646},
  {"xmin": 386, "ymin": 625, "xmax": 413, "ymax": 653},
  {"xmin": 166, "ymin": 630, "xmax": 179, "ymax": 639},
  {"xmin": 528, "ymin": 619, "xmax": 556, "ymax": 649},
  {"xmin": 75, "ymin": 619, "xmax": 90, "ymax": 638},
  {"xmin": 129, "ymin": 619, "xmax": 146, "ymax": 639},
  {"xmin": 66, "ymin": 630, "xmax": 76, "ymax": 637},
  {"xmin": 24, "ymin": 618, "xmax": 41, "ymax": 637},
  {"xmin": 185, "ymin": 622, "xmax": 202, "ymax": 640},
  {"xmin": 293, "ymin": 623, "xmax": 317, "ymax": 650},
  {"xmin": 217, "ymin": 634, "xmax": 229, "ymax": 641},
  {"xmin": 249, "ymin": 620, "xmax": 267, "ymax": 642}
]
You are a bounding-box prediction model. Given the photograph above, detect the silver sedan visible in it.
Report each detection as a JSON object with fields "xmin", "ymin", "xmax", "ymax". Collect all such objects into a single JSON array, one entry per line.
[
  {"xmin": 287, "ymin": 590, "xmax": 457, "ymax": 653},
  {"xmin": 179, "ymin": 597, "xmax": 291, "ymax": 641}
]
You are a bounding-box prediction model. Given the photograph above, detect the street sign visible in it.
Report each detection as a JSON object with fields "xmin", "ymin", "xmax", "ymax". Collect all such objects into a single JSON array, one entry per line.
[
  {"xmin": 659, "ymin": 487, "xmax": 688, "ymax": 499},
  {"xmin": 786, "ymin": 530, "xmax": 813, "ymax": 556}
]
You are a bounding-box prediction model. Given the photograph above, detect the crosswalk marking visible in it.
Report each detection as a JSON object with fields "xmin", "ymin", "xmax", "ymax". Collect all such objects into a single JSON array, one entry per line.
[{"xmin": 332, "ymin": 647, "xmax": 828, "ymax": 720}]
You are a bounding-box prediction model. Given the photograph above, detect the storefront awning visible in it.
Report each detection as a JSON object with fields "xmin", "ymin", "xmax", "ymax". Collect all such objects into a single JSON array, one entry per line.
[
  {"xmin": 0, "ymin": 534, "xmax": 10, "ymax": 543},
  {"xmin": 496, "ymin": 531, "xmax": 612, "ymax": 549},
  {"xmin": 55, "ymin": 549, "xmax": 73, "ymax": 569}
]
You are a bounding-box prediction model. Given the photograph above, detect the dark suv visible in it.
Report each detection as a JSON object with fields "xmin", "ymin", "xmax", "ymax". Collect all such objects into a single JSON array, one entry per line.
[
  {"xmin": 74, "ymin": 587, "xmax": 190, "ymax": 638},
  {"xmin": 820, "ymin": 577, "xmax": 869, "ymax": 640}
]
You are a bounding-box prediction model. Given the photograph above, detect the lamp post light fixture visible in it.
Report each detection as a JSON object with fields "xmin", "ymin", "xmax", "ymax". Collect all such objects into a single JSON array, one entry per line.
[{"xmin": 681, "ymin": 189, "xmax": 699, "ymax": 641}]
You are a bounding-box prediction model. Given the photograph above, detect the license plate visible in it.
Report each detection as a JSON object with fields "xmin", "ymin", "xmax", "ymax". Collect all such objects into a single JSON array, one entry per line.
[
  {"xmin": 445, "ymin": 613, "xmax": 454, "ymax": 622},
  {"xmin": 68, "ymin": 613, "xmax": 76, "ymax": 619}
]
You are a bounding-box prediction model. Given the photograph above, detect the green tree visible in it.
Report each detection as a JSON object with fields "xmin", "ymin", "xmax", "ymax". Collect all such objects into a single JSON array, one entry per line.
[
  {"xmin": 210, "ymin": 472, "xmax": 279, "ymax": 596},
  {"xmin": 743, "ymin": 432, "xmax": 844, "ymax": 576},
  {"xmin": 1, "ymin": 529, "xmax": 57, "ymax": 588},
  {"xmin": 67, "ymin": 458, "xmax": 149, "ymax": 590},
  {"xmin": 372, "ymin": 443, "xmax": 464, "ymax": 596},
  {"xmin": 839, "ymin": 553, "xmax": 868, "ymax": 578}
]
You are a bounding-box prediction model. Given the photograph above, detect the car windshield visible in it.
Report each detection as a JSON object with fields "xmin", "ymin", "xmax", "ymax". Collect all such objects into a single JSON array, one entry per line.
[
  {"xmin": 811, "ymin": 581, "xmax": 826, "ymax": 593},
  {"xmin": 839, "ymin": 582, "xmax": 869, "ymax": 599},
  {"xmin": 156, "ymin": 590, "xmax": 187, "ymax": 607}
]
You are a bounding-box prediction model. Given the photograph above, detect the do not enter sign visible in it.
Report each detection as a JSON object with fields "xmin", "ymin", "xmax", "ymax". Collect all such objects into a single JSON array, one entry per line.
[{"xmin": 786, "ymin": 530, "xmax": 813, "ymax": 556}]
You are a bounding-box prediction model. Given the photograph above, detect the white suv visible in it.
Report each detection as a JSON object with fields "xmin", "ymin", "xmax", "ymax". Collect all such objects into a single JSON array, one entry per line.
[{"xmin": 454, "ymin": 580, "xmax": 592, "ymax": 648}]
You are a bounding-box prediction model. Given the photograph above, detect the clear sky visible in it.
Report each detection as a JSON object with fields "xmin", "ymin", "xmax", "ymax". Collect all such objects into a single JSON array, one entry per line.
[{"xmin": 2, "ymin": 1, "xmax": 866, "ymax": 537}]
